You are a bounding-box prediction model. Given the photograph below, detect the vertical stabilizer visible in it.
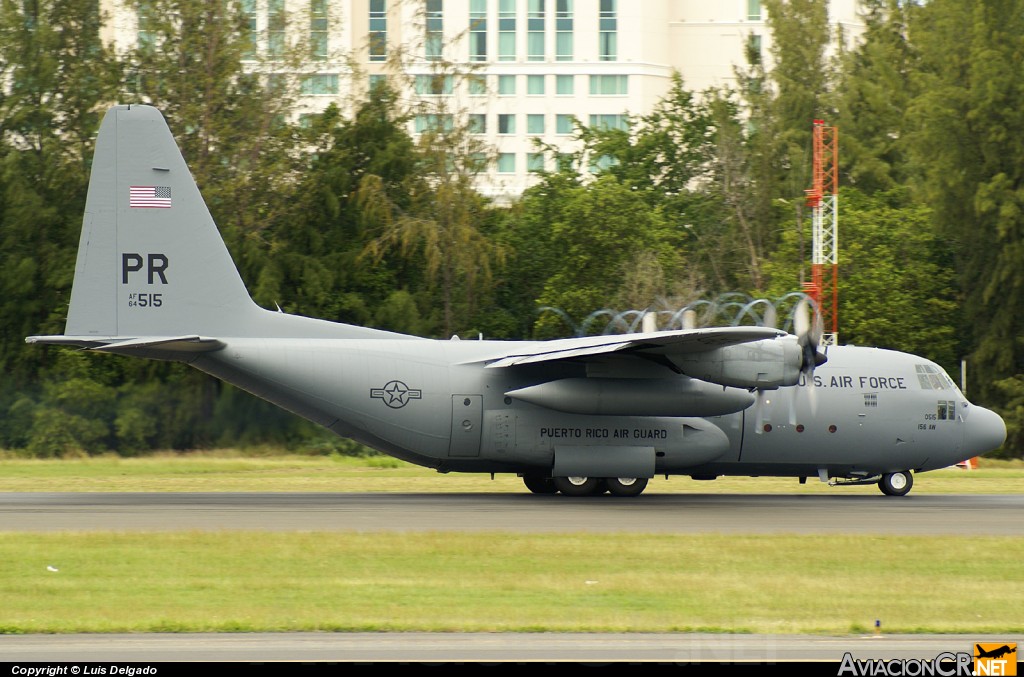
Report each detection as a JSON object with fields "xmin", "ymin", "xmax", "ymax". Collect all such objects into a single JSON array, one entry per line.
[{"xmin": 65, "ymin": 105, "xmax": 260, "ymax": 338}]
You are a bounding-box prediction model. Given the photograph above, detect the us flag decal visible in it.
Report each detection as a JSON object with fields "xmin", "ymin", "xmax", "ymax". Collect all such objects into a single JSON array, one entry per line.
[{"xmin": 129, "ymin": 185, "xmax": 172, "ymax": 209}]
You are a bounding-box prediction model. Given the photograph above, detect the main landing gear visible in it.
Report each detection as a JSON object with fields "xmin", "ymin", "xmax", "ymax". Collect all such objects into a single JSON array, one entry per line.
[
  {"xmin": 878, "ymin": 471, "xmax": 914, "ymax": 497},
  {"xmin": 522, "ymin": 475, "xmax": 649, "ymax": 497}
]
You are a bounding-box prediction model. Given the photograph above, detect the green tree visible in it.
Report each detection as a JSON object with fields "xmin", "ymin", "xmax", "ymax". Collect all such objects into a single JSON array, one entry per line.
[
  {"xmin": 532, "ymin": 175, "xmax": 674, "ymax": 337},
  {"xmin": 732, "ymin": 0, "xmax": 835, "ymax": 290},
  {"xmin": 835, "ymin": 0, "xmax": 921, "ymax": 192},
  {"xmin": 359, "ymin": 67, "xmax": 504, "ymax": 338},
  {"xmin": 255, "ymin": 88, "xmax": 422, "ymax": 327},
  {"xmin": 762, "ymin": 188, "xmax": 958, "ymax": 367},
  {"xmin": 907, "ymin": 0, "xmax": 1024, "ymax": 407},
  {"xmin": 0, "ymin": 0, "xmax": 122, "ymax": 451}
]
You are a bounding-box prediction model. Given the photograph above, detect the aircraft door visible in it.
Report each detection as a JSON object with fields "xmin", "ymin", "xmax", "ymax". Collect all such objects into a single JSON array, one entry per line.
[{"xmin": 449, "ymin": 394, "xmax": 483, "ymax": 457}]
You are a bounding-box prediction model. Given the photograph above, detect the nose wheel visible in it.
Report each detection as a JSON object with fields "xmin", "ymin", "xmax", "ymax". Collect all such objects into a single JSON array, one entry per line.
[{"xmin": 878, "ymin": 471, "xmax": 913, "ymax": 496}]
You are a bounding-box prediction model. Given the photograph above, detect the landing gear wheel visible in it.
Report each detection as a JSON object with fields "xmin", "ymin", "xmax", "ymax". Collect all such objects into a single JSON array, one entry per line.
[
  {"xmin": 553, "ymin": 476, "xmax": 603, "ymax": 497},
  {"xmin": 522, "ymin": 474, "xmax": 557, "ymax": 494},
  {"xmin": 605, "ymin": 477, "xmax": 649, "ymax": 497},
  {"xmin": 879, "ymin": 471, "xmax": 913, "ymax": 496}
]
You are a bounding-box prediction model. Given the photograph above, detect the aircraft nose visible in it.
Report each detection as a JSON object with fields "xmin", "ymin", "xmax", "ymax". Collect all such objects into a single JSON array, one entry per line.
[{"xmin": 964, "ymin": 406, "xmax": 1006, "ymax": 454}]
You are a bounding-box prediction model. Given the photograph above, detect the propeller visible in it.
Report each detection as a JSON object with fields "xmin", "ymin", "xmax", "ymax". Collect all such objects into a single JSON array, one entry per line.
[
  {"xmin": 792, "ymin": 298, "xmax": 826, "ymax": 415},
  {"xmin": 753, "ymin": 388, "xmax": 767, "ymax": 433},
  {"xmin": 755, "ymin": 298, "xmax": 826, "ymax": 434}
]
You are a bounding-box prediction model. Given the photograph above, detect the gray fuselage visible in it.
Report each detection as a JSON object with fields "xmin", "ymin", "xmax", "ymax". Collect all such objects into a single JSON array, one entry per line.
[{"xmin": 189, "ymin": 338, "xmax": 996, "ymax": 481}]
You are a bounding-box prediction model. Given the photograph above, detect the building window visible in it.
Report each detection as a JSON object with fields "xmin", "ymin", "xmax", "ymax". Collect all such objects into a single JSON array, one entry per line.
[
  {"xmin": 748, "ymin": 33, "xmax": 762, "ymax": 59},
  {"xmin": 424, "ymin": 75, "xmax": 451, "ymax": 95},
  {"xmin": 469, "ymin": 152, "xmax": 488, "ymax": 172},
  {"xmin": 470, "ymin": 0, "xmax": 487, "ymax": 61},
  {"xmin": 468, "ymin": 74, "xmax": 489, "ymax": 95},
  {"xmin": 468, "ymin": 75, "xmax": 487, "ymax": 95},
  {"xmin": 301, "ymin": 74, "xmax": 339, "ymax": 95},
  {"xmin": 468, "ymin": 114, "xmax": 487, "ymax": 134},
  {"xmin": 589, "ymin": 74, "xmax": 627, "ymax": 95},
  {"xmin": 498, "ymin": 114, "xmax": 516, "ymax": 134},
  {"xmin": 497, "ymin": 153, "xmax": 516, "ymax": 173},
  {"xmin": 598, "ymin": 0, "xmax": 616, "ymax": 61},
  {"xmin": 589, "ymin": 114, "xmax": 627, "ymax": 131},
  {"xmin": 747, "ymin": 0, "xmax": 762, "ymax": 21},
  {"xmin": 416, "ymin": 74, "xmax": 453, "ymax": 95},
  {"xmin": 556, "ymin": 114, "xmax": 574, "ymax": 134},
  {"xmin": 426, "ymin": 0, "xmax": 443, "ymax": 61},
  {"xmin": 528, "ymin": 0, "xmax": 545, "ymax": 61},
  {"xmin": 310, "ymin": 0, "xmax": 328, "ymax": 60},
  {"xmin": 527, "ymin": 152, "xmax": 545, "ymax": 171},
  {"xmin": 415, "ymin": 114, "xmax": 454, "ymax": 133},
  {"xmin": 498, "ymin": 74, "xmax": 516, "ymax": 95},
  {"xmin": 555, "ymin": 74, "xmax": 574, "ymax": 95},
  {"xmin": 499, "ymin": 0, "xmax": 516, "ymax": 61},
  {"xmin": 589, "ymin": 153, "xmax": 618, "ymax": 173},
  {"xmin": 241, "ymin": 0, "xmax": 257, "ymax": 59},
  {"xmin": 268, "ymin": 0, "xmax": 286, "ymax": 58},
  {"xmin": 527, "ymin": 114, "xmax": 545, "ymax": 134},
  {"xmin": 369, "ymin": 74, "xmax": 388, "ymax": 90},
  {"xmin": 527, "ymin": 75, "xmax": 545, "ymax": 95},
  {"xmin": 555, "ymin": 0, "xmax": 573, "ymax": 61},
  {"xmin": 557, "ymin": 152, "xmax": 574, "ymax": 170},
  {"xmin": 369, "ymin": 0, "xmax": 387, "ymax": 62}
]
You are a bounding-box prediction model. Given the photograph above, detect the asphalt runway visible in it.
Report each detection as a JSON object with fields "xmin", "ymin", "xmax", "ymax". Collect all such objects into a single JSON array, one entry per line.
[
  {"xmin": 1, "ymin": 632, "xmax": 1016, "ymax": 663},
  {"xmin": 3, "ymin": 492, "xmax": 1022, "ymax": 662},
  {"xmin": 1, "ymin": 491, "xmax": 1023, "ymax": 535}
]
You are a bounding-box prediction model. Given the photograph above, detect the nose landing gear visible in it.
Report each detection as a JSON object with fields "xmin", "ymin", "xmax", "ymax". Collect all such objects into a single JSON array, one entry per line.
[{"xmin": 878, "ymin": 471, "xmax": 913, "ymax": 496}]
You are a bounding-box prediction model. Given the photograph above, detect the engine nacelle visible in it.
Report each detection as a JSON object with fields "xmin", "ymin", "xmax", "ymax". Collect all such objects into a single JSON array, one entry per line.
[{"xmin": 669, "ymin": 337, "xmax": 803, "ymax": 389}]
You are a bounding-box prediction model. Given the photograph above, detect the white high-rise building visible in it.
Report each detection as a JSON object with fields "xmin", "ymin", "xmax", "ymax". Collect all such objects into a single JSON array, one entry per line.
[{"xmin": 100, "ymin": 0, "xmax": 865, "ymax": 201}]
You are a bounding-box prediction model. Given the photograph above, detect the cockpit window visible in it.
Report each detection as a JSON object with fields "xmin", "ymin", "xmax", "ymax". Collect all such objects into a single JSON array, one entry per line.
[{"xmin": 916, "ymin": 364, "xmax": 957, "ymax": 391}]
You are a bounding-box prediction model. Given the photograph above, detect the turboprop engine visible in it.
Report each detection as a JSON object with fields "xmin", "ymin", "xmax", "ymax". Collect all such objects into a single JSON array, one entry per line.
[{"xmin": 670, "ymin": 336, "xmax": 806, "ymax": 389}]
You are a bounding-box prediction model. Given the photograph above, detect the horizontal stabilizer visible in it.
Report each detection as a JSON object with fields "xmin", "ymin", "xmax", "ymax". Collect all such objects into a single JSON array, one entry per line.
[
  {"xmin": 27, "ymin": 335, "xmax": 224, "ymax": 353},
  {"xmin": 91, "ymin": 335, "xmax": 225, "ymax": 353}
]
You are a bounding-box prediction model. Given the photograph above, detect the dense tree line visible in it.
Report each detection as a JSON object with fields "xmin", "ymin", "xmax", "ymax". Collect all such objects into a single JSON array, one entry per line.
[{"xmin": 1, "ymin": 0, "xmax": 1021, "ymax": 457}]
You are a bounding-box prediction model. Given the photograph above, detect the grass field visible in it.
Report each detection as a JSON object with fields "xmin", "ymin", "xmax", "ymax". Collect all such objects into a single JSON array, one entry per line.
[
  {"xmin": 1, "ymin": 453, "xmax": 1021, "ymax": 635},
  {"xmin": 2, "ymin": 532, "xmax": 1022, "ymax": 634}
]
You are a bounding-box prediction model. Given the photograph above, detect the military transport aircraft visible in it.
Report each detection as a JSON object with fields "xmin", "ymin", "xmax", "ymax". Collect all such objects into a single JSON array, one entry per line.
[{"xmin": 26, "ymin": 105, "xmax": 1006, "ymax": 497}]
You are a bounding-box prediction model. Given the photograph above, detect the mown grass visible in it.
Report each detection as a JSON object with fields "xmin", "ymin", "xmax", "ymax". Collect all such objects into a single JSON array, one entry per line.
[
  {"xmin": 1, "ymin": 532, "xmax": 1021, "ymax": 634},
  {"xmin": 0, "ymin": 451, "xmax": 1020, "ymax": 493}
]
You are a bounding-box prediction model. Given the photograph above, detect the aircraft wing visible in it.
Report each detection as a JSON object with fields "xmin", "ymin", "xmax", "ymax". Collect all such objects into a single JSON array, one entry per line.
[{"xmin": 481, "ymin": 326, "xmax": 786, "ymax": 368}]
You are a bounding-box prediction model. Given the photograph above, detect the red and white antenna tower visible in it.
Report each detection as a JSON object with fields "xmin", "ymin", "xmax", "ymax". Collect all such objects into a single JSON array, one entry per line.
[{"xmin": 803, "ymin": 119, "xmax": 839, "ymax": 345}]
